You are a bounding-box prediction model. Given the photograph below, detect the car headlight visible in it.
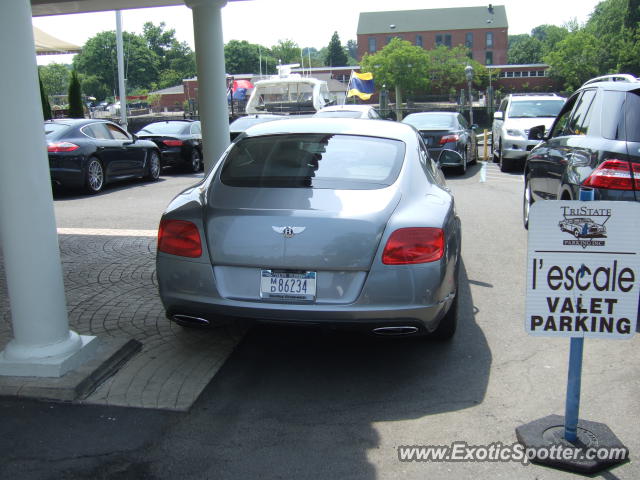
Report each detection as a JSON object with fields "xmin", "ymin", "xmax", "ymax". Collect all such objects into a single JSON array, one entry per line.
[{"xmin": 506, "ymin": 129, "xmax": 525, "ymax": 138}]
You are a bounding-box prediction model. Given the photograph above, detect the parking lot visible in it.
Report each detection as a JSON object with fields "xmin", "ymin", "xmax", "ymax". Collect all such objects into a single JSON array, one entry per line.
[{"xmin": 1, "ymin": 162, "xmax": 638, "ymax": 479}]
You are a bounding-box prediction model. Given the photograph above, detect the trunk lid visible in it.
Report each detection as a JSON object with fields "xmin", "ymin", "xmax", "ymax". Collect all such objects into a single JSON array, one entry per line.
[{"xmin": 204, "ymin": 184, "xmax": 401, "ymax": 270}]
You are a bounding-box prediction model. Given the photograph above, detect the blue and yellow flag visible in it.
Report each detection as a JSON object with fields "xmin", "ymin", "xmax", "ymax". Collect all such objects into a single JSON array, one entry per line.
[{"xmin": 347, "ymin": 71, "xmax": 374, "ymax": 100}]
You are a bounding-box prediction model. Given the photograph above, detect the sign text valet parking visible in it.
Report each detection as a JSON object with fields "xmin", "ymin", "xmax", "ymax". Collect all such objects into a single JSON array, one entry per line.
[{"xmin": 526, "ymin": 201, "xmax": 639, "ymax": 338}]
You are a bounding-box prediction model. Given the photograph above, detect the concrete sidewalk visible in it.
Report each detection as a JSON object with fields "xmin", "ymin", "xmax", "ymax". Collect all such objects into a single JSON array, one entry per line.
[{"xmin": 0, "ymin": 233, "xmax": 245, "ymax": 411}]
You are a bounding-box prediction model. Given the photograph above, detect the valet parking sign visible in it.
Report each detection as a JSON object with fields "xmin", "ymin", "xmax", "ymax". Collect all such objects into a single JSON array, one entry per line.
[{"xmin": 526, "ymin": 201, "xmax": 640, "ymax": 338}]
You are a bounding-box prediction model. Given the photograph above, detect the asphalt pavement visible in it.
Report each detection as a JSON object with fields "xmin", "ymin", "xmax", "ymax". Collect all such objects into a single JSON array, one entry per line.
[{"xmin": 0, "ymin": 163, "xmax": 638, "ymax": 480}]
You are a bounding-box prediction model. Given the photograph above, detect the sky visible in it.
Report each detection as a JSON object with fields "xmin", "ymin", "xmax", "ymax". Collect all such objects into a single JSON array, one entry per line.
[{"xmin": 33, "ymin": 0, "xmax": 604, "ymax": 65}]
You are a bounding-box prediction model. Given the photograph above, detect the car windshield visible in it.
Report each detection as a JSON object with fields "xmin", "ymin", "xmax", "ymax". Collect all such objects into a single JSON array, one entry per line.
[
  {"xmin": 508, "ymin": 100, "xmax": 565, "ymax": 118},
  {"xmin": 221, "ymin": 133, "xmax": 405, "ymax": 189},
  {"xmin": 138, "ymin": 122, "xmax": 189, "ymax": 134},
  {"xmin": 44, "ymin": 123, "xmax": 69, "ymax": 136},
  {"xmin": 403, "ymin": 114, "xmax": 455, "ymax": 129}
]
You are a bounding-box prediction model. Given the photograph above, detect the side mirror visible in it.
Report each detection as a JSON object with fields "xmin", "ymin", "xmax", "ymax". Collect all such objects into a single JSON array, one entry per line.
[
  {"xmin": 438, "ymin": 149, "xmax": 464, "ymax": 166},
  {"xmin": 493, "ymin": 111, "xmax": 503, "ymax": 120},
  {"xmin": 471, "ymin": 124, "xmax": 478, "ymax": 130},
  {"xmin": 528, "ymin": 125, "xmax": 546, "ymax": 140}
]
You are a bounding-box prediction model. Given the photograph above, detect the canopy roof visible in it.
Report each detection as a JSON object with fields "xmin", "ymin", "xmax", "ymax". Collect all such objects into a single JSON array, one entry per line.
[
  {"xmin": 31, "ymin": 0, "xmax": 247, "ymax": 17},
  {"xmin": 33, "ymin": 26, "xmax": 81, "ymax": 54}
]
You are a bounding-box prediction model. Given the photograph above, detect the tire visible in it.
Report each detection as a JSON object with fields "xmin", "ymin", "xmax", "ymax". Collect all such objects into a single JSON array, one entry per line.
[
  {"xmin": 187, "ymin": 148, "xmax": 202, "ymax": 173},
  {"xmin": 458, "ymin": 147, "xmax": 468, "ymax": 175},
  {"xmin": 499, "ymin": 141, "xmax": 510, "ymax": 172},
  {"xmin": 146, "ymin": 151, "xmax": 161, "ymax": 181},
  {"xmin": 470, "ymin": 142, "xmax": 477, "ymax": 165},
  {"xmin": 84, "ymin": 157, "xmax": 104, "ymax": 194},
  {"xmin": 573, "ymin": 228, "xmax": 581, "ymax": 238},
  {"xmin": 523, "ymin": 176, "xmax": 533, "ymax": 229},
  {"xmin": 431, "ymin": 290, "xmax": 458, "ymax": 341},
  {"xmin": 492, "ymin": 136, "xmax": 500, "ymax": 163}
]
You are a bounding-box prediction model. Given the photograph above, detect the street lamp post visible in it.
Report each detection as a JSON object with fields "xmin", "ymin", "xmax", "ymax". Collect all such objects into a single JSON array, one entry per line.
[{"xmin": 465, "ymin": 65, "xmax": 474, "ymax": 126}]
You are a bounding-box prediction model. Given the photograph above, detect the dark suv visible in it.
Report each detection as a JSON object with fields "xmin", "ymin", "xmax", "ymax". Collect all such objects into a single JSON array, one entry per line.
[{"xmin": 523, "ymin": 74, "xmax": 640, "ymax": 228}]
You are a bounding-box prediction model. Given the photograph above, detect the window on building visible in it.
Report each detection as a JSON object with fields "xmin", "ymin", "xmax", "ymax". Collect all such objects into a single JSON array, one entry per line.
[
  {"xmin": 506, "ymin": 71, "xmax": 514, "ymax": 78},
  {"xmin": 386, "ymin": 36, "xmax": 392, "ymax": 45},
  {"xmin": 486, "ymin": 32, "xmax": 494, "ymax": 48},
  {"xmin": 465, "ymin": 32, "xmax": 473, "ymax": 49},
  {"xmin": 368, "ymin": 37, "xmax": 376, "ymax": 53},
  {"xmin": 485, "ymin": 51, "xmax": 493, "ymax": 65},
  {"xmin": 514, "ymin": 71, "xmax": 521, "ymax": 78},
  {"xmin": 435, "ymin": 34, "xmax": 452, "ymax": 47},
  {"xmin": 416, "ymin": 35, "xmax": 423, "ymax": 47}
]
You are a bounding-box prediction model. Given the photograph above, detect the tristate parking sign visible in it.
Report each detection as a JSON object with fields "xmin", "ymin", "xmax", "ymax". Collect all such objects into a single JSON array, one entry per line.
[{"xmin": 526, "ymin": 201, "xmax": 640, "ymax": 338}]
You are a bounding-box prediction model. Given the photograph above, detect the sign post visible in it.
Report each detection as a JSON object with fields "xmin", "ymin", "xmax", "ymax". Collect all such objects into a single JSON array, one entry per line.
[{"xmin": 516, "ymin": 196, "xmax": 638, "ymax": 473}]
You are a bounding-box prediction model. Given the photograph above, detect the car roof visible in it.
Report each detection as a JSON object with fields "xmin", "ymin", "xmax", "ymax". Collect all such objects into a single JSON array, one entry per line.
[
  {"xmin": 44, "ymin": 118, "xmax": 111, "ymax": 127},
  {"xmin": 403, "ymin": 111, "xmax": 456, "ymax": 117},
  {"xmin": 509, "ymin": 94, "xmax": 563, "ymax": 102},
  {"xmin": 243, "ymin": 117, "xmax": 416, "ymax": 142},
  {"xmin": 317, "ymin": 105, "xmax": 374, "ymax": 112},
  {"xmin": 145, "ymin": 119, "xmax": 196, "ymax": 124}
]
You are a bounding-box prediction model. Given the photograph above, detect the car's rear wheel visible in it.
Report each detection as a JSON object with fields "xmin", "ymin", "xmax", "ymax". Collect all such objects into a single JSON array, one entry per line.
[
  {"xmin": 85, "ymin": 157, "xmax": 104, "ymax": 194},
  {"xmin": 146, "ymin": 151, "xmax": 161, "ymax": 181},
  {"xmin": 431, "ymin": 290, "xmax": 458, "ymax": 341},
  {"xmin": 458, "ymin": 147, "xmax": 468, "ymax": 175},
  {"xmin": 188, "ymin": 148, "xmax": 202, "ymax": 173},
  {"xmin": 523, "ymin": 176, "xmax": 533, "ymax": 229}
]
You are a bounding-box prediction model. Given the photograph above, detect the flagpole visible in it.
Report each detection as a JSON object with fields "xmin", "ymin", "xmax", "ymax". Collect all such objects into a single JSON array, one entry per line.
[{"xmin": 344, "ymin": 70, "xmax": 354, "ymax": 105}]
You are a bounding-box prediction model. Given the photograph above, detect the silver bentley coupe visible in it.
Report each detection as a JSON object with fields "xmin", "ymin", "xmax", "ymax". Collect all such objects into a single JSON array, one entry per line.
[{"xmin": 156, "ymin": 118, "xmax": 462, "ymax": 339}]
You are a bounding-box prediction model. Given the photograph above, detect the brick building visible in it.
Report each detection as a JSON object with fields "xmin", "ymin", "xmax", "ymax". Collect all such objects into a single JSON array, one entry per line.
[{"xmin": 356, "ymin": 5, "xmax": 508, "ymax": 66}]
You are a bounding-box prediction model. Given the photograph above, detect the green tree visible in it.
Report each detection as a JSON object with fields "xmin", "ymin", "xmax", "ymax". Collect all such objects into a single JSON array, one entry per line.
[
  {"xmin": 325, "ymin": 31, "xmax": 348, "ymax": 67},
  {"xmin": 38, "ymin": 73, "xmax": 52, "ymax": 120},
  {"xmin": 507, "ymin": 36, "xmax": 543, "ymax": 64},
  {"xmin": 79, "ymin": 74, "xmax": 110, "ymax": 101},
  {"xmin": 73, "ymin": 30, "xmax": 160, "ymax": 93},
  {"xmin": 67, "ymin": 70, "xmax": 84, "ymax": 118},
  {"xmin": 38, "ymin": 63, "xmax": 71, "ymax": 96},
  {"xmin": 157, "ymin": 69, "xmax": 184, "ymax": 89},
  {"xmin": 143, "ymin": 21, "xmax": 196, "ymax": 78},
  {"xmin": 544, "ymin": 30, "xmax": 601, "ymax": 91},
  {"xmin": 270, "ymin": 39, "xmax": 301, "ymax": 65},
  {"xmin": 225, "ymin": 40, "xmax": 270, "ymax": 74},
  {"xmin": 585, "ymin": 0, "xmax": 627, "ymax": 73},
  {"xmin": 346, "ymin": 40, "xmax": 358, "ymax": 60}
]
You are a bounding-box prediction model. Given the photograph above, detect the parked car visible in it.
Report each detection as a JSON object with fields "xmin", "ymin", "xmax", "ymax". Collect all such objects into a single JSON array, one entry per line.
[
  {"xmin": 313, "ymin": 104, "xmax": 382, "ymax": 119},
  {"xmin": 402, "ymin": 111, "xmax": 477, "ymax": 174},
  {"xmin": 229, "ymin": 114, "xmax": 288, "ymax": 141},
  {"xmin": 558, "ymin": 218, "xmax": 606, "ymax": 238},
  {"xmin": 45, "ymin": 118, "xmax": 161, "ymax": 194},
  {"xmin": 523, "ymin": 74, "xmax": 640, "ymax": 228},
  {"xmin": 136, "ymin": 120, "xmax": 203, "ymax": 172},
  {"xmin": 156, "ymin": 118, "xmax": 461, "ymax": 339},
  {"xmin": 492, "ymin": 93, "xmax": 565, "ymax": 172}
]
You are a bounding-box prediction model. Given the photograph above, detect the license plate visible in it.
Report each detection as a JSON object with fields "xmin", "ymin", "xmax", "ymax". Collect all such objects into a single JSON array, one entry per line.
[{"xmin": 260, "ymin": 270, "xmax": 316, "ymax": 301}]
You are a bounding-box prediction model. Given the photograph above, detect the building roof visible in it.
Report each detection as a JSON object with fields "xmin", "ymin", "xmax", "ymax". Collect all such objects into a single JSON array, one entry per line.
[
  {"xmin": 357, "ymin": 5, "xmax": 508, "ymax": 35},
  {"xmin": 150, "ymin": 84, "xmax": 184, "ymax": 95}
]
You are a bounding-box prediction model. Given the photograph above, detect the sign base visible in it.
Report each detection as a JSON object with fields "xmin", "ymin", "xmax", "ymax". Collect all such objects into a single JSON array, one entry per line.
[{"xmin": 515, "ymin": 414, "xmax": 629, "ymax": 474}]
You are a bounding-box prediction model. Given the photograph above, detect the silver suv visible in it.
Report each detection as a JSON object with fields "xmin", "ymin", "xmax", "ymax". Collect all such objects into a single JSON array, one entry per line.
[{"xmin": 492, "ymin": 93, "xmax": 565, "ymax": 171}]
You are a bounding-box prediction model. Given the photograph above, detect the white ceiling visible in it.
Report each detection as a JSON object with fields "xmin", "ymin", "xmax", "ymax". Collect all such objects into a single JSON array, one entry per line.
[{"xmin": 30, "ymin": 0, "xmax": 246, "ymax": 17}]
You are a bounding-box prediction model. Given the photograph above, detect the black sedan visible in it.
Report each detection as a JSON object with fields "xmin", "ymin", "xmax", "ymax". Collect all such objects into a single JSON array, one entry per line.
[
  {"xmin": 402, "ymin": 112, "xmax": 477, "ymax": 174},
  {"xmin": 136, "ymin": 120, "xmax": 203, "ymax": 172},
  {"xmin": 45, "ymin": 119, "xmax": 161, "ymax": 194}
]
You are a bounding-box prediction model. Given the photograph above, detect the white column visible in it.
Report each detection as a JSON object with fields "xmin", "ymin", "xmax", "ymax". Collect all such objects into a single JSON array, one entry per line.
[
  {"xmin": 116, "ymin": 10, "xmax": 128, "ymax": 130},
  {"xmin": 185, "ymin": 0, "xmax": 230, "ymax": 172},
  {"xmin": 0, "ymin": 0, "xmax": 97, "ymax": 377}
]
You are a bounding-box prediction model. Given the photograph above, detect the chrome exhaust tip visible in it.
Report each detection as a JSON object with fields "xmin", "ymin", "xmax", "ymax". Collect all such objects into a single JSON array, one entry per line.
[
  {"xmin": 372, "ymin": 326, "xmax": 419, "ymax": 336},
  {"xmin": 172, "ymin": 314, "xmax": 210, "ymax": 327}
]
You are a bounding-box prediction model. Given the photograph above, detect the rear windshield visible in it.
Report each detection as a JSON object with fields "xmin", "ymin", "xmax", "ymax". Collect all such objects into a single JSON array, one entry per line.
[
  {"xmin": 44, "ymin": 123, "xmax": 69, "ymax": 137},
  {"xmin": 314, "ymin": 111, "xmax": 364, "ymax": 119},
  {"xmin": 508, "ymin": 99, "xmax": 565, "ymax": 118},
  {"xmin": 220, "ymin": 133, "xmax": 405, "ymax": 189},
  {"xmin": 138, "ymin": 122, "xmax": 189, "ymax": 134},
  {"xmin": 403, "ymin": 113, "xmax": 455, "ymax": 129}
]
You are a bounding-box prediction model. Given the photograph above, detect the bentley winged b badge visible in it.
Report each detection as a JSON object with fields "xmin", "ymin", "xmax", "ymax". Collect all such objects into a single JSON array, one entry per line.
[{"xmin": 272, "ymin": 226, "xmax": 306, "ymax": 239}]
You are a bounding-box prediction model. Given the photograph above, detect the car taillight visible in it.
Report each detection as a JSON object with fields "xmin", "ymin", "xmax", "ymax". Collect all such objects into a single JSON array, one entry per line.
[
  {"xmin": 158, "ymin": 219, "xmax": 202, "ymax": 258},
  {"xmin": 47, "ymin": 141, "xmax": 79, "ymax": 152},
  {"xmin": 583, "ymin": 159, "xmax": 640, "ymax": 190},
  {"xmin": 162, "ymin": 139, "xmax": 183, "ymax": 147},
  {"xmin": 439, "ymin": 134, "xmax": 459, "ymax": 145},
  {"xmin": 382, "ymin": 228, "xmax": 444, "ymax": 265}
]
